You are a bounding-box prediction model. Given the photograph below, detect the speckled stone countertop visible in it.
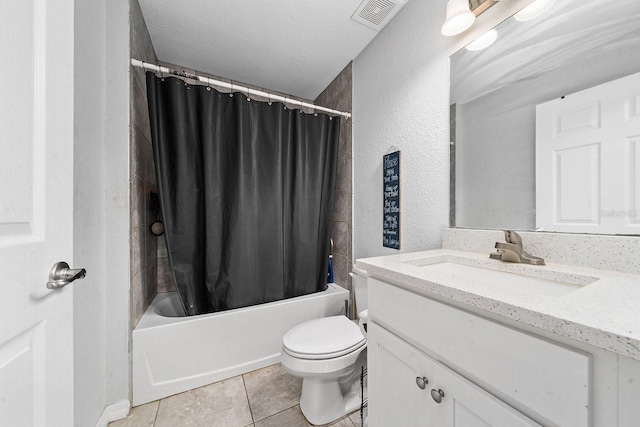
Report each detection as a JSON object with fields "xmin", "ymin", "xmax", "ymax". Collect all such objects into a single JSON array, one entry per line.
[{"xmin": 356, "ymin": 249, "xmax": 640, "ymax": 361}]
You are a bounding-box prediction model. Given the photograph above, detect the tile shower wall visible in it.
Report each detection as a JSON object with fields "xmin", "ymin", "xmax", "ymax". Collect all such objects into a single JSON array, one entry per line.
[
  {"xmin": 315, "ymin": 63, "xmax": 353, "ymax": 290},
  {"xmin": 130, "ymin": 0, "xmax": 159, "ymax": 328}
]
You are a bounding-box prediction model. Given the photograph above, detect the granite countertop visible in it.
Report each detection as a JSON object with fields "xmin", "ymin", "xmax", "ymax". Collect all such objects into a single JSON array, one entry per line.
[{"xmin": 356, "ymin": 249, "xmax": 640, "ymax": 361}]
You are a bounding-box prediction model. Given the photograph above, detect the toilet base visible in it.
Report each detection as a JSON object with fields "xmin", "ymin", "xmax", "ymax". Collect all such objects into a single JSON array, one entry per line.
[{"xmin": 299, "ymin": 376, "xmax": 361, "ymax": 426}]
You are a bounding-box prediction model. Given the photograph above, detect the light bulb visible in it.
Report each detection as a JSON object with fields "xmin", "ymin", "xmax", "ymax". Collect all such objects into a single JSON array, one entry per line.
[
  {"xmin": 514, "ymin": 0, "xmax": 556, "ymax": 22},
  {"xmin": 465, "ymin": 29, "xmax": 498, "ymax": 51},
  {"xmin": 441, "ymin": 0, "xmax": 476, "ymax": 36}
]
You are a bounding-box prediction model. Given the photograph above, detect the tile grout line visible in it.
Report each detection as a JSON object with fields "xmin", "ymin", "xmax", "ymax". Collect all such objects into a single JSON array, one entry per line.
[
  {"xmin": 241, "ymin": 373, "xmax": 256, "ymax": 424},
  {"xmin": 152, "ymin": 399, "xmax": 160, "ymax": 427},
  {"xmin": 251, "ymin": 403, "xmax": 301, "ymax": 425}
]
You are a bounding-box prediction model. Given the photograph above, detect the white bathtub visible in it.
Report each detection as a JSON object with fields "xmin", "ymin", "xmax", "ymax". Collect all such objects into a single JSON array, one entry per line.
[{"xmin": 132, "ymin": 283, "xmax": 349, "ymax": 406}]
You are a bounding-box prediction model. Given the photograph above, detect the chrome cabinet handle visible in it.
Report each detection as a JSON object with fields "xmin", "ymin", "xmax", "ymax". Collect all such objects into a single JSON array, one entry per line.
[
  {"xmin": 46, "ymin": 262, "xmax": 87, "ymax": 289},
  {"xmin": 431, "ymin": 388, "xmax": 445, "ymax": 403},
  {"xmin": 415, "ymin": 376, "xmax": 429, "ymax": 390}
]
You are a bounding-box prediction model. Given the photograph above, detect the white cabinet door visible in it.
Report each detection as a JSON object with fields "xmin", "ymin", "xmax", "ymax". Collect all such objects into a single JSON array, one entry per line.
[
  {"xmin": 618, "ymin": 356, "xmax": 640, "ymax": 426},
  {"xmin": 432, "ymin": 361, "xmax": 541, "ymax": 427},
  {"xmin": 369, "ymin": 322, "xmax": 541, "ymax": 427},
  {"xmin": 0, "ymin": 0, "xmax": 75, "ymax": 426},
  {"xmin": 368, "ymin": 322, "xmax": 433, "ymax": 427},
  {"xmin": 536, "ymin": 72, "xmax": 640, "ymax": 234}
]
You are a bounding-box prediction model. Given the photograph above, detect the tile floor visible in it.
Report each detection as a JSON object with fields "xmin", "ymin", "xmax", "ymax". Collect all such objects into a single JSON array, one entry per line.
[{"xmin": 109, "ymin": 364, "xmax": 362, "ymax": 427}]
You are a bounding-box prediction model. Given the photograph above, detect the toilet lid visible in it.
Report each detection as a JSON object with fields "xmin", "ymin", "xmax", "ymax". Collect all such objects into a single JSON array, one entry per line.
[{"xmin": 283, "ymin": 315, "xmax": 366, "ymax": 360}]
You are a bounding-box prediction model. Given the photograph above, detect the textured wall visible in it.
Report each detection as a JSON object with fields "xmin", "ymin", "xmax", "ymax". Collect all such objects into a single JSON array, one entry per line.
[
  {"xmin": 353, "ymin": 0, "xmax": 450, "ymax": 260},
  {"xmin": 130, "ymin": 0, "xmax": 159, "ymax": 327},
  {"xmin": 352, "ymin": 0, "xmax": 534, "ymax": 261},
  {"xmin": 315, "ymin": 63, "xmax": 353, "ymax": 290}
]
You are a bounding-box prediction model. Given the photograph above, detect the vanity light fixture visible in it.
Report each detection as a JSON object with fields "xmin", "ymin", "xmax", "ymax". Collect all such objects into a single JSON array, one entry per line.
[
  {"xmin": 465, "ymin": 28, "xmax": 498, "ymax": 51},
  {"xmin": 514, "ymin": 0, "xmax": 556, "ymax": 21},
  {"xmin": 441, "ymin": 0, "xmax": 476, "ymax": 36}
]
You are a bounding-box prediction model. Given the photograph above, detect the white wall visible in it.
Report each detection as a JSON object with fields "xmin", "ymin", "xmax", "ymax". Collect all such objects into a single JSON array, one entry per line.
[
  {"xmin": 456, "ymin": 89, "xmax": 536, "ymax": 230},
  {"xmin": 104, "ymin": 0, "xmax": 132, "ymax": 409},
  {"xmin": 353, "ymin": 0, "xmax": 533, "ymax": 260},
  {"xmin": 353, "ymin": 0, "xmax": 451, "ymax": 259},
  {"xmin": 73, "ymin": 0, "xmax": 107, "ymax": 424},
  {"xmin": 74, "ymin": 0, "xmax": 130, "ymax": 425}
]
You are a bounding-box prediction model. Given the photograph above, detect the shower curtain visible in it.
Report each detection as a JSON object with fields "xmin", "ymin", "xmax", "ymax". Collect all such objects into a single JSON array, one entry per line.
[{"xmin": 146, "ymin": 73, "xmax": 340, "ymax": 316}]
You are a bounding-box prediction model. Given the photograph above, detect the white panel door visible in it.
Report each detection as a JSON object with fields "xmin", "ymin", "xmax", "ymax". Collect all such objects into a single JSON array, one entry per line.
[
  {"xmin": 368, "ymin": 323, "xmax": 541, "ymax": 427},
  {"xmin": 367, "ymin": 322, "xmax": 433, "ymax": 427},
  {"xmin": 0, "ymin": 0, "xmax": 75, "ymax": 426},
  {"xmin": 431, "ymin": 361, "xmax": 542, "ymax": 427},
  {"xmin": 536, "ymin": 72, "xmax": 640, "ymax": 234}
]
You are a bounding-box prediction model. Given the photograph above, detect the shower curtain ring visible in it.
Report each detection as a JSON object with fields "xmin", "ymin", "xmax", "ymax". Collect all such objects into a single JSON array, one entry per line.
[
  {"xmin": 230, "ymin": 81, "xmax": 234, "ymax": 97},
  {"xmin": 268, "ymin": 92, "xmax": 272, "ymax": 106}
]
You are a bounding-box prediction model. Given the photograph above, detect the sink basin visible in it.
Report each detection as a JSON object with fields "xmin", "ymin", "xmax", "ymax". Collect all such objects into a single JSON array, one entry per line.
[{"xmin": 402, "ymin": 257, "xmax": 598, "ymax": 297}]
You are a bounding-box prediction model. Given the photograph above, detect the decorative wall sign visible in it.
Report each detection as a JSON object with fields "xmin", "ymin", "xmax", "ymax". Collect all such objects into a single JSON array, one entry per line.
[{"xmin": 383, "ymin": 150, "xmax": 400, "ymax": 249}]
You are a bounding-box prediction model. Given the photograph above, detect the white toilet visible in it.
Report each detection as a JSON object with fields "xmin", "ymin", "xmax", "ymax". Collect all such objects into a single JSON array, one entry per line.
[{"xmin": 281, "ymin": 267, "xmax": 368, "ymax": 426}]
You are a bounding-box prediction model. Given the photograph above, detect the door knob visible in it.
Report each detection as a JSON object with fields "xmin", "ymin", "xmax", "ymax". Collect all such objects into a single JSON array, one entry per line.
[
  {"xmin": 415, "ymin": 376, "xmax": 429, "ymax": 390},
  {"xmin": 431, "ymin": 388, "xmax": 445, "ymax": 403},
  {"xmin": 46, "ymin": 262, "xmax": 87, "ymax": 289}
]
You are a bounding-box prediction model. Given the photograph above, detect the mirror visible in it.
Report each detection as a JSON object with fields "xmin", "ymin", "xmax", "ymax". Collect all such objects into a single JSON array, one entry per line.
[{"xmin": 450, "ymin": 0, "xmax": 640, "ymax": 233}]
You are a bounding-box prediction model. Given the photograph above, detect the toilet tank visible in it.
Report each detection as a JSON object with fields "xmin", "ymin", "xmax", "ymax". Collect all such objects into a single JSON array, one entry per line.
[{"xmin": 350, "ymin": 266, "xmax": 368, "ymax": 315}]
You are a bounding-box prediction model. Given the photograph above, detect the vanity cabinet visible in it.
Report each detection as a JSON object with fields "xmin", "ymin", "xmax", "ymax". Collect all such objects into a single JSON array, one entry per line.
[
  {"xmin": 369, "ymin": 322, "xmax": 540, "ymax": 426},
  {"xmin": 366, "ymin": 277, "xmax": 622, "ymax": 427}
]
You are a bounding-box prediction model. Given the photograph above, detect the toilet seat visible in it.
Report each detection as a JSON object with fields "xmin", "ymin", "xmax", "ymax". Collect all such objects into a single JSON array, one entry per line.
[{"xmin": 282, "ymin": 315, "xmax": 365, "ymax": 360}]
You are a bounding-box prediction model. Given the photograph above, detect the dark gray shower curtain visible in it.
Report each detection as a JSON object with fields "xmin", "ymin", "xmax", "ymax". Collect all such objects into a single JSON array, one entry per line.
[{"xmin": 146, "ymin": 73, "xmax": 340, "ymax": 316}]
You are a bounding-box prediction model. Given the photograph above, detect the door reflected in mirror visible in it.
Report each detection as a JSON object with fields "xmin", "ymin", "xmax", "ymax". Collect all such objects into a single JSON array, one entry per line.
[{"xmin": 450, "ymin": 0, "xmax": 640, "ymax": 234}]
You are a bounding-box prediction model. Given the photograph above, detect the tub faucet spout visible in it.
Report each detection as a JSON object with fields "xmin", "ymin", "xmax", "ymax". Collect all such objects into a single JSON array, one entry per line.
[{"xmin": 489, "ymin": 230, "xmax": 545, "ymax": 265}]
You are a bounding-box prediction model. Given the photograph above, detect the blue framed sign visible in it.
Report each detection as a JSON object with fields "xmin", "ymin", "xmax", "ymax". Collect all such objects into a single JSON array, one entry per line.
[{"xmin": 383, "ymin": 150, "xmax": 400, "ymax": 249}]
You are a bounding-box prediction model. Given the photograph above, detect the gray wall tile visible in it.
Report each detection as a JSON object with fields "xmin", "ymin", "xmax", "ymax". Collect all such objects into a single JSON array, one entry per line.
[
  {"xmin": 335, "ymin": 156, "xmax": 352, "ymax": 192},
  {"xmin": 332, "ymin": 253, "xmax": 350, "ymax": 291},
  {"xmin": 131, "ymin": 73, "xmax": 152, "ymax": 142},
  {"xmin": 331, "ymin": 221, "xmax": 349, "ymax": 257},
  {"xmin": 144, "ymin": 225, "xmax": 157, "ymax": 272},
  {"xmin": 157, "ymin": 257, "xmax": 177, "ymax": 293},
  {"xmin": 315, "ymin": 63, "xmax": 353, "ymax": 291},
  {"xmin": 131, "ymin": 225, "xmax": 145, "ymax": 277},
  {"xmin": 130, "ymin": 175, "xmax": 145, "ymax": 227},
  {"xmin": 130, "ymin": 269, "xmax": 144, "ymax": 328},
  {"xmin": 130, "ymin": 0, "xmax": 159, "ymax": 329},
  {"xmin": 333, "ymin": 190, "xmax": 350, "ymax": 223}
]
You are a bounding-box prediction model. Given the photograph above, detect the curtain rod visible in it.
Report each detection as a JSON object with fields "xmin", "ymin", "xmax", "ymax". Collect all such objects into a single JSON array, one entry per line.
[{"xmin": 131, "ymin": 59, "xmax": 351, "ymax": 119}]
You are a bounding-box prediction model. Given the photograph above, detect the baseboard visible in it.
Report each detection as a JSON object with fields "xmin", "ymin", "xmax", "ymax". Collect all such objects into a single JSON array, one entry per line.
[{"xmin": 95, "ymin": 399, "xmax": 130, "ymax": 427}]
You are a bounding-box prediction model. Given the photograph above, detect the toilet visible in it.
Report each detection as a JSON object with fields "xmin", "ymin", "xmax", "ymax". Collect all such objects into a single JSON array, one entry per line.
[{"xmin": 281, "ymin": 267, "xmax": 368, "ymax": 426}]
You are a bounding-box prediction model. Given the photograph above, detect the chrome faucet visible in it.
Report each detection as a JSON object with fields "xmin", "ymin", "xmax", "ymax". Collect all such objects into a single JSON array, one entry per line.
[{"xmin": 490, "ymin": 230, "xmax": 545, "ymax": 265}]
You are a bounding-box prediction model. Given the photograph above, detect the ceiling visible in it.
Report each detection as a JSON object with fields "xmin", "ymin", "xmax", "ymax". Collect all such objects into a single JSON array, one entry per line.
[{"xmin": 138, "ymin": 0, "xmax": 408, "ymax": 100}]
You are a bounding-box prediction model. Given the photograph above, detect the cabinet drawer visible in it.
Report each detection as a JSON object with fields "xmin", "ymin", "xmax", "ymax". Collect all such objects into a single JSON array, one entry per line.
[{"xmin": 369, "ymin": 278, "xmax": 591, "ymax": 427}]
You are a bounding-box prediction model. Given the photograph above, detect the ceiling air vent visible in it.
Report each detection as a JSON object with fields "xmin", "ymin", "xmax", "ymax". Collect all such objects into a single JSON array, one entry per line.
[{"xmin": 352, "ymin": 0, "xmax": 407, "ymax": 30}]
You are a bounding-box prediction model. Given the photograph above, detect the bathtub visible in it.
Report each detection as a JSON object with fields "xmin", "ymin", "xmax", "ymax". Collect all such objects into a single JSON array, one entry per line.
[{"xmin": 132, "ymin": 283, "xmax": 349, "ymax": 406}]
